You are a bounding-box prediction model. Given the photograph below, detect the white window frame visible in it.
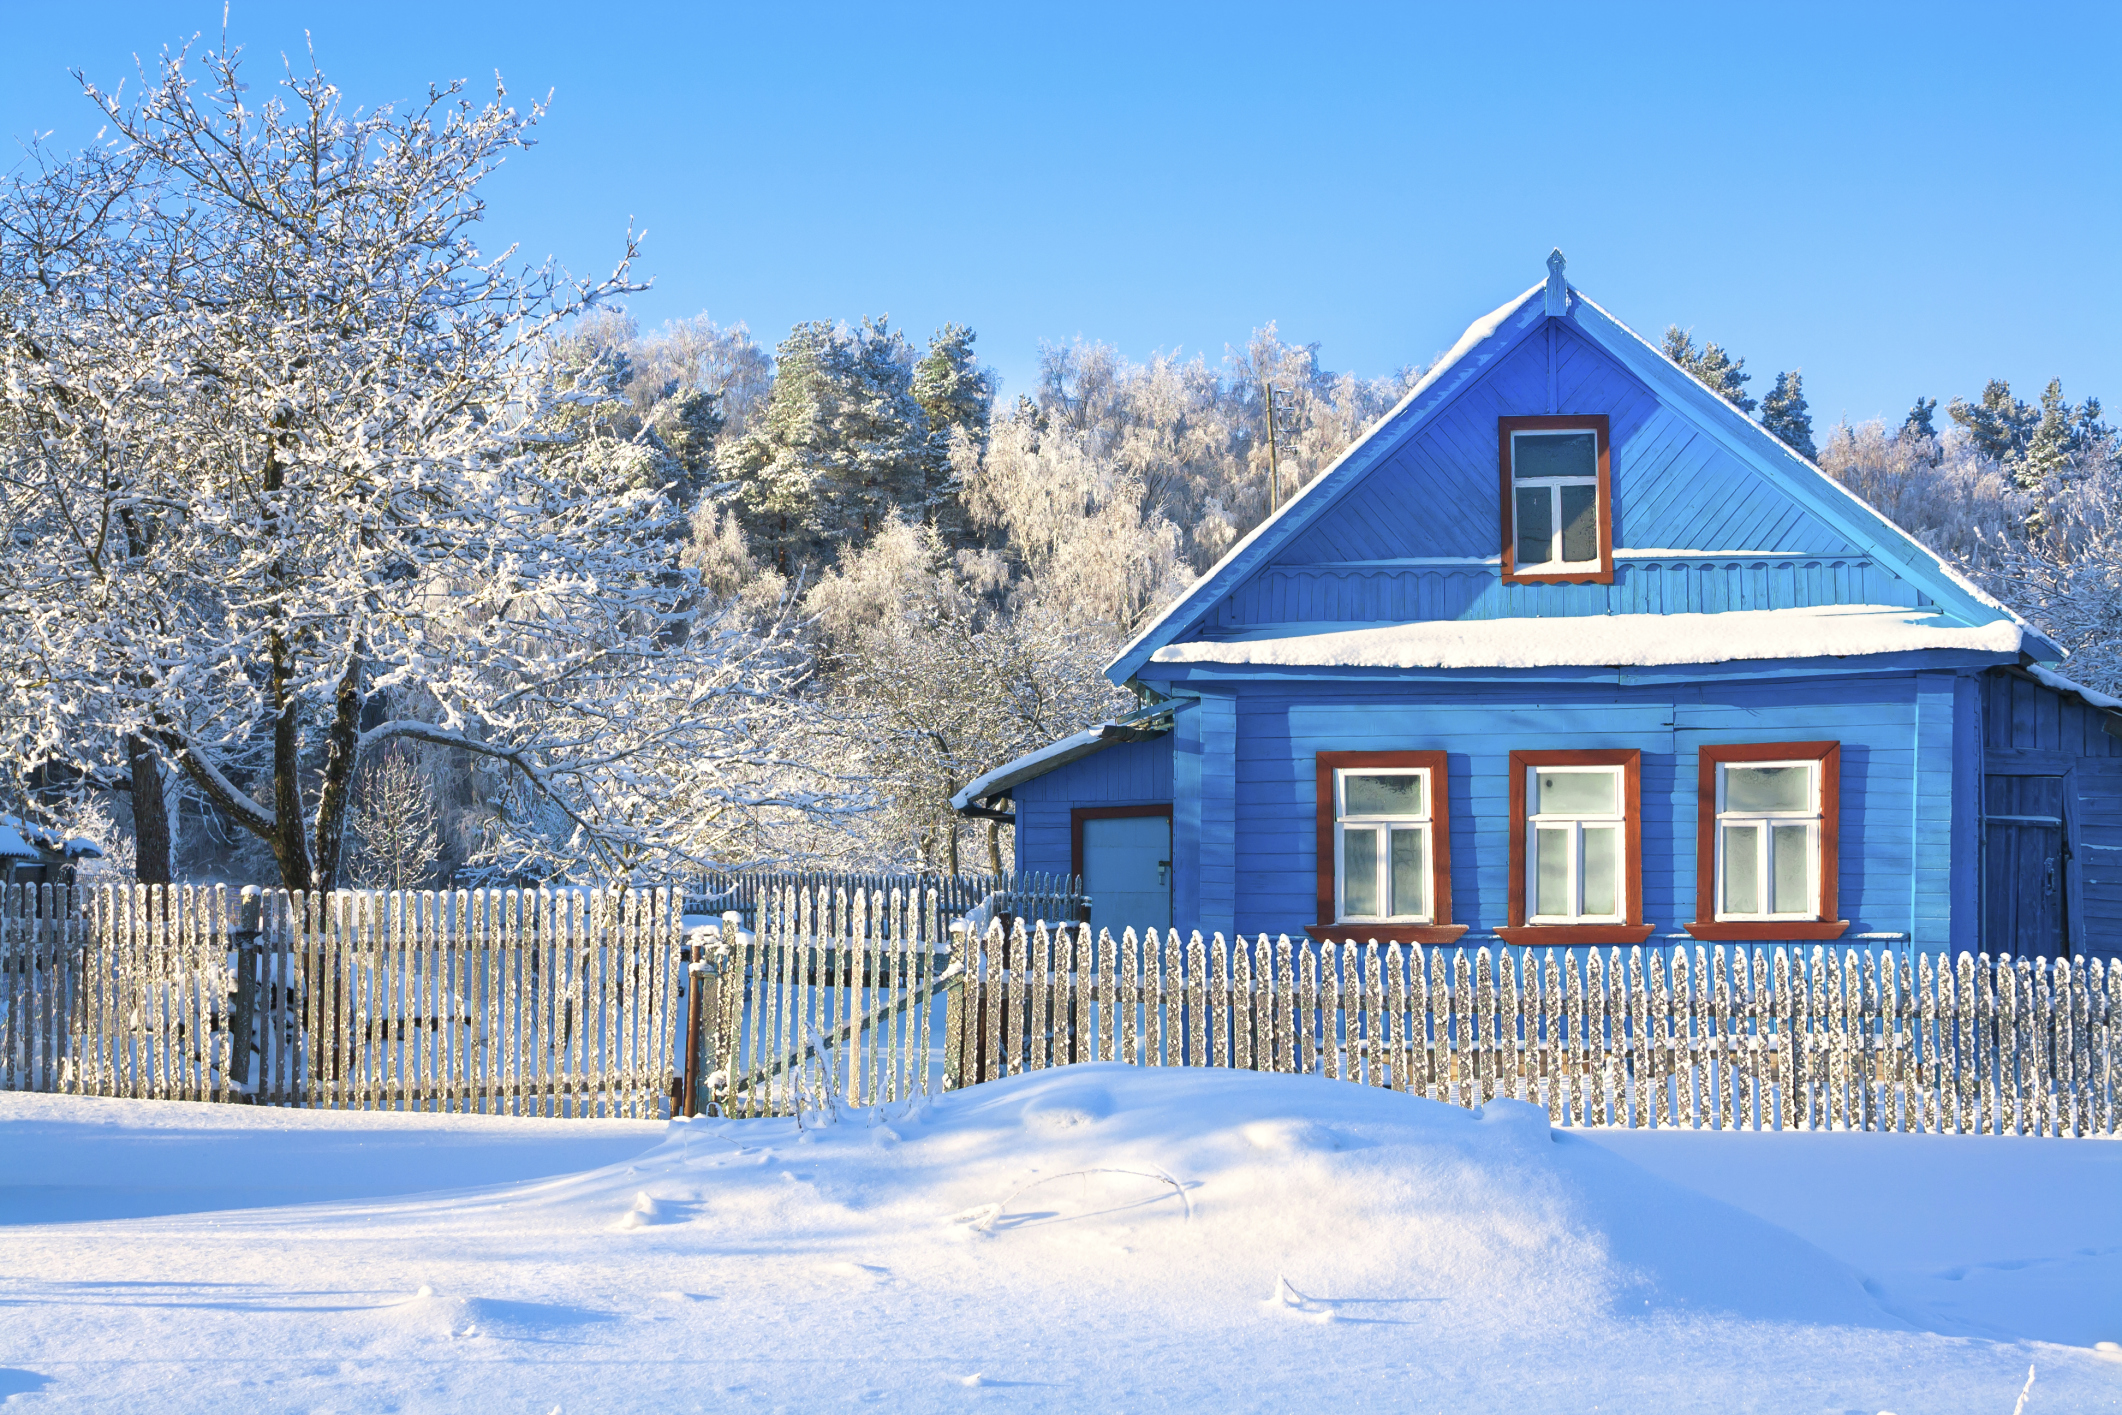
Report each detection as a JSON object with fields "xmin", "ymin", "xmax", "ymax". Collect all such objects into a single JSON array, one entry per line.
[
  {"xmin": 1713, "ymin": 759, "xmax": 1821, "ymax": 921},
  {"xmin": 1510, "ymin": 428, "xmax": 1602, "ymax": 570},
  {"xmin": 1525, "ymin": 764, "xmax": 1627, "ymax": 924},
  {"xmin": 1333, "ymin": 766, "xmax": 1433, "ymax": 923}
]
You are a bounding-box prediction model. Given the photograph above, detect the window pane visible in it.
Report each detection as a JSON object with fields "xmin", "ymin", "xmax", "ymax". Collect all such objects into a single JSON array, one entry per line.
[
  {"xmin": 1513, "ymin": 431, "xmax": 1597, "ymax": 481},
  {"xmin": 1535, "ymin": 827, "xmax": 1570, "ymax": 916},
  {"xmin": 1559, "ymin": 483, "xmax": 1599, "ymax": 563},
  {"xmin": 1515, "ymin": 487, "xmax": 1553, "ymax": 565},
  {"xmin": 1582, "ymin": 826, "xmax": 1618, "ymax": 916},
  {"xmin": 1390, "ymin": 828, "xmax": 1427, "ymax": 917},
  {"xmin": 1771, "ymin": 825, "xmax": 1810, "ymax": 914},
  {"xmin": 1344, "ymin": 773, "xmax": 1423, "ymax": 817},
  {"xmin": 1536, "ymin": 768, "xmax": 1617, "ymax": 816},
  {"xmin": 1726, "ymin": 764, "xmax": 1811, "ymax": 812},
  {"xmin": 1722, "ymin": 824, "xmax": 1760, "ymax": 914},
  {"xmin": 1342, "ymin": 827, "xmax": 1379, "ymax": 916}
]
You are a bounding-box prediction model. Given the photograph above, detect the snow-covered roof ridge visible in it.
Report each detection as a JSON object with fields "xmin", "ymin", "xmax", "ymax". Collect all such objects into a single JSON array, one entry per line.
[
  {"xmin": 0, "ymin": 814, "xmax": 103, "ymax": 862},
  {"xmin": 1103, "ymin": 281, "xmax": 1548, "ymax": 683},
  {"xmin": 1149, "ymin": 604, "xmax": 2024, "ymax": 672}
]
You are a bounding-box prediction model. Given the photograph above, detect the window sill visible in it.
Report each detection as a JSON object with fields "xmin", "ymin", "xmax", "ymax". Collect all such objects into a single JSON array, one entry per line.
[
  {"xmin": 1494, "ymin": 924, "xmax": 1657, "ymax": 945},
  {"xmin": 1306, "ymin": 924, "xmax": 1470, "ymax": 945},
  {"xmin": 1682, "ymin": 920, "xmax": 1851, "ymax": 941},
  {"xmin": 1501, "ymin": 568, "xmax": 1614, "ymax": 586}
]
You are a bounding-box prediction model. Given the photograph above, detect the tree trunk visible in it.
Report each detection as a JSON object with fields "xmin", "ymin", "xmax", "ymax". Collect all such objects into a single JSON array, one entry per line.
[
  {"xmin": 309, "ymin": 656, "xmax": 364, "ymax": 895},
  {"xmin": 986, "ymin": 818, "xmax": 1003, "ymax": 876},
  {"xmin": 267, "ymin": 630, "xmax": 314, "ymax": 892},
  {"xmin": 946, "ymin": 819, "xmax": 960, "ymax": 876},
  {"xmin": 127, "ymin": 736, "xmax": 174, "ymax": 885}
]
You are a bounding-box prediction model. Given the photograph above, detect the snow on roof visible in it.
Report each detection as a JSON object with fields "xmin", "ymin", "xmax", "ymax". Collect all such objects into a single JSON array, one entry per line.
[
  {"xmin": 1149, "ymin": 604, "xmax": 2025, "ymax": 672},
  {"xmin": 951, "ymin": 717, "xmax": 1174, "ymax": 811},
  {"xmin": 2023, "ymin": 662, "xmax": 2122, "ymax": 713},
  {"xmin": 1571, "ymin": 291, "xmax": 2041, "ymax": 640},
  {"xmin": 1105, "ymin": 282, "xmax": 1546, "ymax": 681},
  {"xmin": 0, "ymin": 815, "xmax": 104, "ymax": 861}
]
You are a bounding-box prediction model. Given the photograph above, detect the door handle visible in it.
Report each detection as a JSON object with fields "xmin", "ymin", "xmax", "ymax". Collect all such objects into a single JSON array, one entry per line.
[
  {"xmin": 2044, "ymin": 857, "xmax": 2058, "ymax": 897},
  {"xmin": 1157, "ymin": 861, "xmax": 1170, "ymax": 887}
]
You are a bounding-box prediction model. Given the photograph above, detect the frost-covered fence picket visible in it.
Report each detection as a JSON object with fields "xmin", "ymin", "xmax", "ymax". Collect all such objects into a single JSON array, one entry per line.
[
  {"xmin": 685, "ymin": 869, "xmax": 1083, "ymax": 934},
  {"xmin": 688, "ymin": 886, "xmax": 960, "ymax": 1118},
  {"xmin": 949, "ymin": 922, "xmax": 2119, "ymax": 1136},
  {"xmin": 0, "ymin": 886, "xmax": 93, "ymax": 1094},
  {"xmin": 0, "ymin": 883, "xmax": 686, "ymax": 1116}
]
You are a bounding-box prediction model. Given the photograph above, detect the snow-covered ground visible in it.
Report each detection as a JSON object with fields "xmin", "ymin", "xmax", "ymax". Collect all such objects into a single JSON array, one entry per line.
[{"xmin": 3, "ymin": 1068, "xmax": 2118, "ymax": 1412}]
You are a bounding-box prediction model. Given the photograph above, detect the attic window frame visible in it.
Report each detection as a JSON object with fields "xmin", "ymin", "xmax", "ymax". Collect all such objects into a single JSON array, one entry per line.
[
  {"xmin": 1306, "ymin": 751, "xmax": 1467, "ymax": 946},
  {"xmin": 1498, "ymin": 415, "xmax": 1613, "ymax": 586},
  {"xmin": 1683, "ymin": 742, "xmax": 1850, "ymax": 942}
]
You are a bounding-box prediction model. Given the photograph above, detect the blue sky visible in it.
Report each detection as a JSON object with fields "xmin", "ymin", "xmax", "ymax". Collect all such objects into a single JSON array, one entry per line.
[{"xmin": 3, "ymin": 2, "xmax": 2116, "ymax": 428}]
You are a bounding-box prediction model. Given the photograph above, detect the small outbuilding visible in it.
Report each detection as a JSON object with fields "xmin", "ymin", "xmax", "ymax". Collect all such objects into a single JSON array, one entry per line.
[{"xmin": 955, "ymin": 255, "xmax": 2122, "ymax": 959}]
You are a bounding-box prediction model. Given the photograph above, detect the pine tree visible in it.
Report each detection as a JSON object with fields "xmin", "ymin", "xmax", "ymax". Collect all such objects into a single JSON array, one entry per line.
[
  {"xmin": 1948, "ymin": 379, "xmax": 2038, "ymax": 464},
  {"xmin": 1902, "ymin": 397, "xmax": 1938, "ymax": 440},
  {"xmin": 713, "ymin": 317, "xmax": 934, "ymax": 573},
  {"xmin": 1760, "ymin": 370, "xmax": 1817, "ymax": 460},
  {"xmin": 1660, "ymin": 326, "xmax": 1756, "ymax": 413},
  {"xmin": 913, "ymin": 323, "xmax": 995, "ymax": 448}
]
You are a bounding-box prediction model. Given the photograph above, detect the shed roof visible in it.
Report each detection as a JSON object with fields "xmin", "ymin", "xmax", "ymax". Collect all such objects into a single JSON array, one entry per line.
[{"xmin": 950, "ymin": 714, "xmax": 1173, "ymax": 812}]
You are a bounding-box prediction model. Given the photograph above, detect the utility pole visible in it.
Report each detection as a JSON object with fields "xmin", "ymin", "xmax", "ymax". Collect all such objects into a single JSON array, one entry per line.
[{"xmin": 1263, "ymin": 382, "xmax": 1299, "ymax": 513}]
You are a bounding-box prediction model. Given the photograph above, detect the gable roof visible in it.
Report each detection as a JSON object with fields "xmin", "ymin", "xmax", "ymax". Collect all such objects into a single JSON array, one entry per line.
[{"xmin": 1106, "ymin": 264, "xmax": 2060, "ymax": 685}]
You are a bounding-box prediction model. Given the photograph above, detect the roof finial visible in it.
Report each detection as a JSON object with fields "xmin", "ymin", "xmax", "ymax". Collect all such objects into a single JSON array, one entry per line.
[{"xmin": 1544, "ymin": 248, "xmax": 1568, "ymax": 316}]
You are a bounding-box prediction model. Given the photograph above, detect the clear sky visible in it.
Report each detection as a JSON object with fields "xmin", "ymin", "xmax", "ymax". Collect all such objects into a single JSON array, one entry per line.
[{"xmin": 3, "ymin": 2, "xmax": 2116, "ymax": 428}]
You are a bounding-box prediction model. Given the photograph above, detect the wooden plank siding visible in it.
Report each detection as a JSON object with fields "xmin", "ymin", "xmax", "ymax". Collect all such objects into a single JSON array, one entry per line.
[
  {"xmin": 1268, "ymin": 324, "xmax": 1858, "ymax": 579},
  {"xmin": 1011, "ymin": 733, "xmax": 1173, "ymax": 883},
  {"xmin": 1220, "ymin": 674, "xmax": 1935, "ymax": 944},
  {"xmin": 1980, "ymin": 669, "xmax": 2122, "ymax": 959}
]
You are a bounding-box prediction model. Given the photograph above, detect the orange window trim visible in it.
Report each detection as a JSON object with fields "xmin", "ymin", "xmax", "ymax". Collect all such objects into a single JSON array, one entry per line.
[
  {"xmin": 1683, "ymin": 742, "xmax": 1849, "ymax": 942},
  {"xmin": 1498, "ymin": 748, "xmax": 1654, "ymax": 946},
  {"xmin": 1309, "ymin": 751, "xmax": 1468, "ymax": 946},
  {"xmin": 1498, "ymin": 414, "xmax": 1614, "ymax": 586}
]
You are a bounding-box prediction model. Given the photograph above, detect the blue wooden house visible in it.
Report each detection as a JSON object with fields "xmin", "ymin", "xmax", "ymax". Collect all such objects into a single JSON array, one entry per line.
[{"xmin": 954, "ymin": 255, "xmax": 2122, "ymax": 960}]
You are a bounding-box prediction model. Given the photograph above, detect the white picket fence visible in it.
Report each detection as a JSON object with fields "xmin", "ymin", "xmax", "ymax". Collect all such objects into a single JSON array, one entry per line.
[
  {"xmin": 949, "ymin": 922, "xmax": 2120, "ymax": 1136},
  {"xmin": 1, "ymin": 883, "xmax": 686, "ymax": 1117}
]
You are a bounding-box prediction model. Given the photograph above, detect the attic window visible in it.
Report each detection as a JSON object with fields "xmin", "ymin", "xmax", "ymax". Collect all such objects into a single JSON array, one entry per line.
[{"xmin": 1498, "ymin": 415, "xmax": 1613, "ymax": 585}]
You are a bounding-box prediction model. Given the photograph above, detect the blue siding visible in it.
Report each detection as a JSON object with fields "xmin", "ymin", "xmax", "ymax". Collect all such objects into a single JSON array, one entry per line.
[
  {"xmin": 1010, "ymin": 734, "xmax": 1172, "ymax": 879},
  {"xmin": 1221, "ymin": 674, "xmax": 1939, "ymax": 941},
  {"xmin": 1260, "ymin": 323, "xmax": 1870, "ymax": 626},
  {"xmin": 1211, "ymin": 555, "xmax": 1928, "ymax": 629},
  {"xmin": 1979, "ymin": 669, "xmax": 2122, "ymax": 958}
]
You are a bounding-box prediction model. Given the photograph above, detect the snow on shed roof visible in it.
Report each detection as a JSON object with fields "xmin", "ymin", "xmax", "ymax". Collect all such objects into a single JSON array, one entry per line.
[
  {"xmin": 2023, "ymin": 662, "xmax": 2122, "ymax": 714},
  {"xmin": 950, "ymin": 716, "xmax": 1174, "ymax": 811},
  {"xmin": 1148, "ymin": 604, "xmax": 2025, "ymax": 673}
]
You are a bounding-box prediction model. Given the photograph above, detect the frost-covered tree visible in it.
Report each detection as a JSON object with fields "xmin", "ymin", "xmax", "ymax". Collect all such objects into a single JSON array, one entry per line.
[
  {"xmin": 806, "ymin": 519, "xmax": 1130, "ymax": 871},
  {"xmin": 1950, "ymin": 379, "xmax": 2039, "ymax": 465},
  {"xmin": 713, "ymin": 317, "xmax": 937, "ymax": 573},
  {"xmin": 1661, "ymin": 326, "xmax": 1757, "ymax": 414},
  {"xmin": 0, "ymin": 40, "xmax": 845, "ymax": 889},
  {"xmin": 346, "ymin": 747, "xmax": 443, "ymax": 892},
  {"xmin": 1903, "ymin": 396, "xmax": 1939, "ymax": 441},
  {"xmin": 913, "ymin": 323, "xmax": 994, "ymax": 449},
  {"xmin": 1760, "ymin": 370, "xmax": 1817, "ymax": 460}
]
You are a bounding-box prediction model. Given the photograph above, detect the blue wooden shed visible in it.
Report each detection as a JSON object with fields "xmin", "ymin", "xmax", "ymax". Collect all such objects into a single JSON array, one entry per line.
[{"xmin": 954, "ymin": 255, "xmax": 2122, "ymax": 960}]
